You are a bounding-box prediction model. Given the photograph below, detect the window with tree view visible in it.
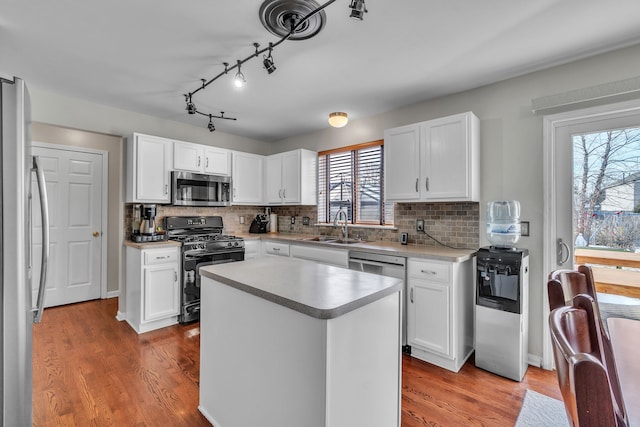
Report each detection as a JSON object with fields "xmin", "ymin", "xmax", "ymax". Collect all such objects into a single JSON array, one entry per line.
[
  {"xmin": 317, "ymin": 141, "xmax": 394, "ymax": 226},
  {"xmin": 573, "ymin": 126, "xmax": 640, "ymax": 250}
]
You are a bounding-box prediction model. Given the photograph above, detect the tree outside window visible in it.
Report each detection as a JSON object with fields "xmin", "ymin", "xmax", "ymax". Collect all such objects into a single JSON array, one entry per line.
[{"xmin": 573, "ymin": 127, "xmax": 640, "ymax": 250}]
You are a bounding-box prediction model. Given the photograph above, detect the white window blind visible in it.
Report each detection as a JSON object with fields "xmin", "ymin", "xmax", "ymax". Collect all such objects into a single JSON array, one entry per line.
[{"xmin": 318, "ymin": 142, "xmax": 393, "ymax": 225}]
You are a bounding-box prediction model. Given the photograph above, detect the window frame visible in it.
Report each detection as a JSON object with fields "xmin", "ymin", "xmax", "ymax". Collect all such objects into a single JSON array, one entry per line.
[{"xmin": 318, "ymin": 139, "xmax": 393, "ymax": 226}]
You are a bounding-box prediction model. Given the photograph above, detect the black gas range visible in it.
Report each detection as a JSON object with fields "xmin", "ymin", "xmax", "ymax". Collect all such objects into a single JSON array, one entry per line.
[{"xmin": 165, "ymin": 216, "xmax": 245, "ymax": 323}]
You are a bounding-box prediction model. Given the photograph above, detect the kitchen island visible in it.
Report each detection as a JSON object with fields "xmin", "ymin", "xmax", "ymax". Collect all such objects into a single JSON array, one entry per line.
[{"xmin": 199, "ymin": 257, "xmax": 403, "ymax": 427}]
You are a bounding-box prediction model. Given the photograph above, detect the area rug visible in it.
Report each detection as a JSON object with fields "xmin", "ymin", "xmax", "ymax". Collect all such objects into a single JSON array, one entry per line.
[
  {"xmin": 599, "ymin": 295, "xmax": 640, "ymax": 320},
  {"xmin": 515, "ymin": 390, "xmax": 569, "ymax": 427}
]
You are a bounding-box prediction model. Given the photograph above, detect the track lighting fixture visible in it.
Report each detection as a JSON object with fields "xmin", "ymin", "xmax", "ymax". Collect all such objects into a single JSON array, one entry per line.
[
  {"xmin": 263, "ymin": 46, "xmax": 276, "ymax": 74},
  {"xmin": 183, "ymin": 0, "xmax": 367, "ymax": 131},
  {"xmin": 234, "ymin": 61, "xmax": 246, "ymax": 88},
  {"xmin": 185, "ymin": 94, "xmax": 196, "ymax": 114},
  {"xmin": 349, "ymin": 0, "xmax": 367, "ymax": 20}
]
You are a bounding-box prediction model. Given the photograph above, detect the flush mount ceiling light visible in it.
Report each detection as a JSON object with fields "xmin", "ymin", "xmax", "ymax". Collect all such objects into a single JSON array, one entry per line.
[
  {"xmin": 182, "ymin": 0, "xmax": 367, "ymax": 132},
  {"xmin": 328, "ymin": 112, "xmax": 348, "ymax": 128}
]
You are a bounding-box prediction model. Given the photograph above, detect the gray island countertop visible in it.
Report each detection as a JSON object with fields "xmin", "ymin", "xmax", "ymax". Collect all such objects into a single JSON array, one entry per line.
[{"xmin": 199, "ymin": 257, "xmax": 403, "ymax": 319}]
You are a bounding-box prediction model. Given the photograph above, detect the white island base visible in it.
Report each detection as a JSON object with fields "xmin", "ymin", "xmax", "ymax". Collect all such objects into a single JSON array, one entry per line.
[{"xmin": 199, "ymin": 262, "xmax": 401, "ymax": 427}]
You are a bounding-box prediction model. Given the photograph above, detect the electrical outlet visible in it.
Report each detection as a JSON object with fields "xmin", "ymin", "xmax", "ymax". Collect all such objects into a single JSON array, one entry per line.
[
  {"xmin": 291, "ymin": 216, "xmax": 295, "ymax": 224},
  {"xmin": 416, "ymin": 219, "xmax": 425, "ymax": 232}
]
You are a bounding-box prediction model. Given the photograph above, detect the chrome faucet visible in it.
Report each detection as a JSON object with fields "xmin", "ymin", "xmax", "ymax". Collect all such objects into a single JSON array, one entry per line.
[{"xmin": 333, "ymin": 208, "xmax": 348, "ymax": 240}]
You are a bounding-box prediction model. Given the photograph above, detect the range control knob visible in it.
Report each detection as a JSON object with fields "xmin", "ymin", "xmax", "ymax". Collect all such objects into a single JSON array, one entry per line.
[{"xmin": 233, "ymin": 241, "xmax": 240, "ymax": 247}]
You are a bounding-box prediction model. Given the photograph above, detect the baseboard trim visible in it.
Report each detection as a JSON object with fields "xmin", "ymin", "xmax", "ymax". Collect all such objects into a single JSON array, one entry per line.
[{"xmin": 527, "ymin": 354, "xmax": 543, "ymax": 369}]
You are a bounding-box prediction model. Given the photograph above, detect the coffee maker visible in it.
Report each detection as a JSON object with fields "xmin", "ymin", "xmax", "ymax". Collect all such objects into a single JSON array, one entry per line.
[{"xmin": 139, "ymin": 204, "xmax": 157, "ymax": 235}]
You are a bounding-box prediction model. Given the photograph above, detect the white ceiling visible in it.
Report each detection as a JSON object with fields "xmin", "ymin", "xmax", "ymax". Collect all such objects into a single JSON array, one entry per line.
[{"xmin": 3, "ymin": 0, "xmax": 640, "ymax": 142}]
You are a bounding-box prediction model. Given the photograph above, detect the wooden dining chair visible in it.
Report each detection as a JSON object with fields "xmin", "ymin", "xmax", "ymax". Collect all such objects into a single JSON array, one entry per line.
[
  {"xmin": 548, "ymin": 267, "xmax": 627, "ymax": 423},
  {"xmin": 549, "ymin": 294, "xmax": 628, "ymax": 426}
]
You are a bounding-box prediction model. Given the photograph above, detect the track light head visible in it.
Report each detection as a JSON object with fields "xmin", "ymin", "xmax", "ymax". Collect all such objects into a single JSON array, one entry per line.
[
  {"xmin": 208, "ymin": 115, "xmax": 216, "ymax": 132},
  {"xmin": 263, "ymin": 52, "xmax": 276, "ymax": 74},
  {"xmin": 185, "ymin": 94, "xmax": 197, "ymax": 114},
  {"xmin": 349, "ymin": 0, "xmax": 367, "ymax": 20},
  {"xmin": 234, "ymin": 61, "xmax": 246, "ymax": 88}
]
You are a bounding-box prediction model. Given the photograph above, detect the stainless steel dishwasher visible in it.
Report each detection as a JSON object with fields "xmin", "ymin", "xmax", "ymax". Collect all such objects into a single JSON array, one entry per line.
[{"xmin": 348, "ymin": 251, "xmax": 408, "ymax": 352}]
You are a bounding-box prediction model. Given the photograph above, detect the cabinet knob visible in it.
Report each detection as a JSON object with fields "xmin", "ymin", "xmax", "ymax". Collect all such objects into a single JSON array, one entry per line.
[{"xmin": 93, "ymin": 231, "xmax": 100, "ymax": 237}]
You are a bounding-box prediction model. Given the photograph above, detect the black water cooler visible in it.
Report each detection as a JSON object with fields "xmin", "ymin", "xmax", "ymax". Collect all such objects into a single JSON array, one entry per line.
[{"xmin": 475, "ymin": 247, "xmax": 529, "ymax": 381}]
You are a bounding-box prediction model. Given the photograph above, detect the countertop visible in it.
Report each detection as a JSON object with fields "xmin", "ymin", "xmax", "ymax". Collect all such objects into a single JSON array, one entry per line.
[
  {"xmin": 123, "ymin": 239, "xmax": 182, "ymax": 249},
  {"xmin": 200, "ymin": 257, "xmax": 403, "ymax": 319},
  {"xmin": 124, "ymin": 232, "xmax": 477, "ymax": 262},
  {"xmin": 238, "ymin": 232, "xmax": 477, "ymax": 262}
]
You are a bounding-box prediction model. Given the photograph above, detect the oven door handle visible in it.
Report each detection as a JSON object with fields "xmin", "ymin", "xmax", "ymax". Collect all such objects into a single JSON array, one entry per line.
[{"xmin": 184, "ymin": 250, "xmax": 245, "ymax": 260}]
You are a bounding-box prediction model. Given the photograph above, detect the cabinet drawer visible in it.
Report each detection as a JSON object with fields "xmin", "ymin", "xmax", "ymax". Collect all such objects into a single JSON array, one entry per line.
[
  {"xmin": 263, "ymin": 241, "xmax": 290, "ymax": 257},
  {"xmin": 144, "ymin": 249, "xmax": 179, "ymax": 265},
  {"xmin": 408, "ymin": 259, "xmax": 450, "ymax": 282}
]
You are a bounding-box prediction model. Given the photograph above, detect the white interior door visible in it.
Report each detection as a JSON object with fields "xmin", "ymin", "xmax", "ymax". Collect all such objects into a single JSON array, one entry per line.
[
  {"xmin": 542, "ymin": 99, "xmax": 640, "ymax": 368},
  {"xmin": 31, "ymin": 145, "xmax": 104, "ymax": 307}
]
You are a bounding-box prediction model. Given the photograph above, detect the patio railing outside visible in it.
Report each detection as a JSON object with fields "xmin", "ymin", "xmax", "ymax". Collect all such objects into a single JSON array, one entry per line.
[{"xmin": 574, "ymin": 248, "xmax": 640, "ymax": 298}]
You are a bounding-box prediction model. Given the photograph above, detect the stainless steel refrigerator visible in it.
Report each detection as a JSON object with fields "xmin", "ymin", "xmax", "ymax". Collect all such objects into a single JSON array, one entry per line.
[{"xmin": 1, "ymin": 76, "xmax": 50, "ymax": 425}]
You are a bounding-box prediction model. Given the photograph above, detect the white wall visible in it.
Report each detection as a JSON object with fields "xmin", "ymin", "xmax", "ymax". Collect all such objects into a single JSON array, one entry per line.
[
  {"xmin": 271, "ymin": 43, "xmax": 640, "ymax": 360},
  {"xmin": 30, "ymin": 89, "xmax": 269, "ymax": 155},
  {"xmin": 27, "ymin": 41, "xmax": 640, "ymax": 362}
]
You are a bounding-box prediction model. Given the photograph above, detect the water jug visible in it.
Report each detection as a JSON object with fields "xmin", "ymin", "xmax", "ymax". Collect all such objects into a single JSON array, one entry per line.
[{"xmin": 486, "ymin": 200, "xmax": 521, "ymax": 247}]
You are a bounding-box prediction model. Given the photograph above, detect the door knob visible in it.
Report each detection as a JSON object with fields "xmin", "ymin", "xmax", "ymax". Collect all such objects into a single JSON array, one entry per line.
[{"xmin": 93, "ymin": 231, "xmax": 100, "ymax": 237}]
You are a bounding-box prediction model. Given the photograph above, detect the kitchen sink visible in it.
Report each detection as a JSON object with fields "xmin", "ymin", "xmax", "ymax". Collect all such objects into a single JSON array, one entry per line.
[
  {"xmin": 332, "ymin": 238, "xmax": 368, "ymax": 244},
  {"xmin": 299, "ymin": 236, "xmax": 338, "ymax": 242}
]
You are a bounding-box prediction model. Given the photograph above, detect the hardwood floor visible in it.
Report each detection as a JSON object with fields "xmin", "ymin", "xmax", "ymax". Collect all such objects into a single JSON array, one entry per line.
[{"xmin": 32, "ymin": 298, "xmax": 561, "ymax": 426}]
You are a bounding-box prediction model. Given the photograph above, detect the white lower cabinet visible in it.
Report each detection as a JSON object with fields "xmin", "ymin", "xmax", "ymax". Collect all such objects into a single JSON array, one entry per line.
[
  {"xmin": 126, "ymin": 245, "xmax": 180, "ymax": 334},
  {"xmin": 244, "ymin": 240, "xmax": 261, "ymax": 260},
  {"xmin": 262, "ymin": 240, "xmax": 290, "ymax": 257},
  {"xmin": 406, "ymin": 257, "xmax": 474, "ymax": 372},
  {"xmin": 290, "ymin": 244, "xmax": 348, "ymax": 267}
]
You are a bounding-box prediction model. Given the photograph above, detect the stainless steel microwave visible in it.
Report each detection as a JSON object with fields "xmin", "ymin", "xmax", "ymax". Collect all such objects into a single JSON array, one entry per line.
[{"xmin": 171, "ymin": 171, "xmax": 231, "ymax": 206}]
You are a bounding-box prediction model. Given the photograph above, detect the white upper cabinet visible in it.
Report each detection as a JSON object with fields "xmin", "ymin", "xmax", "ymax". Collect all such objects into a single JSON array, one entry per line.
[
  {"xmin": 384, "ymin": 112, "xmax": 479, "ymax": 202},
  {"xmin": 174, "ymin": 141, "xmax": 230, "ymax": 176},
  {"xmin": 265, "ymin": 149, "xmax": 316, "ymax": 205},
  {"xmin": 126, "ymin": 133, "xmax": 172, "ymax": 203},
  {"xmin": 204, "ymin": 146, "xmax": 231, "ymax": 175},
  {"xmin": 231, "ymin": 151, "xmax": 264, "ymax": 205},
  {"xmin": 383, "ymin": 124, "xmax": 421, "ymax": 201}
]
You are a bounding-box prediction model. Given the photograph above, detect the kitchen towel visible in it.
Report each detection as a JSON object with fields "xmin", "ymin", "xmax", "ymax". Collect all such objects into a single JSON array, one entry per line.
[{"xmin": 270, "ymin": 213, "xmax": 278, "ymax": 233}]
